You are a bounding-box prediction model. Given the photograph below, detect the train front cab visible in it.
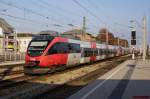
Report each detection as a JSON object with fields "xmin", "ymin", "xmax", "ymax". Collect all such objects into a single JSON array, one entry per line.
[
  {"xmin": 25, "ymin": 37, "xmax": 68, "ymax": 74},
  {"xmin": 25, "ymin": 37, "xmax": 83, "ymax": 74}
]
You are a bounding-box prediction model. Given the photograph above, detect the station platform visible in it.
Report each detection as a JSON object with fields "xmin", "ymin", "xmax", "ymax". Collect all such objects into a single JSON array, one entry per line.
[
  {"xmin": 68, "ymin": 59, "xmax": 150, "ymax": 99},
  {"xmin": 0, "ymin": 61, "xmax": 25, "ymax": 66}
]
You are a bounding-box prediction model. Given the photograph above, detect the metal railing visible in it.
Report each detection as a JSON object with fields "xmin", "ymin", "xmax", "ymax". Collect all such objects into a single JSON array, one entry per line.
[{"xmin": 0, "ymin": 52, "xmax": 25, "ymax": 62}]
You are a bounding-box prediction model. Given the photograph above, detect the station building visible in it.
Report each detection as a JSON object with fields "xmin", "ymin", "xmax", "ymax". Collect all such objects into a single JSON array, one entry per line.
[
  {"xmin": 62, "ymin": 29, "xmax": 96, "ymax": 42},
  {"xmin": 0, "ymin": 17, "xmax": 15, "ymax": 54},
  {"xmin": 97, "ymin": 28, "xmax": 129, "ymax": 47},
  {"xmin": 16, "ymin": 33, "xmax": 33, "ymax": 52}
]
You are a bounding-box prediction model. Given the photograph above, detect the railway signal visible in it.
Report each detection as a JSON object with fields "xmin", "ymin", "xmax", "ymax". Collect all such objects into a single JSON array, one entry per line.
[
  {"xmin": 130, "ymin": 20, "xmax": 137, "ymax": 60},
  {"xmin": 131, "ymin": 39, "xmax": 136, "ymax": 45},
  {"xmin": 131, "ymin": 30, "xmax": 136, "ymax": 40},
  {"xmin": 131, "ymin": 30, "xmax": 136, "ymax": 45}
]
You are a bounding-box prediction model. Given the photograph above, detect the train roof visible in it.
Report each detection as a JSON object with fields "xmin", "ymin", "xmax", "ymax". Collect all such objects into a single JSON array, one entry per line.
[
  {"xmin": 32, "ymin": 34, "xmax": 128, "ymax": 49},
  {"xmin": 32, "ymin": 34, "xmax": 55, "ymax": 41}
]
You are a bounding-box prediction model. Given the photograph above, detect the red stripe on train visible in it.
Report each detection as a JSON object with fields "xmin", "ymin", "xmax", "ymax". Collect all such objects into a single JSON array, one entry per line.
[{"xmin": 90, "ymin": 42, "xmax": 96, "ymax": 62}]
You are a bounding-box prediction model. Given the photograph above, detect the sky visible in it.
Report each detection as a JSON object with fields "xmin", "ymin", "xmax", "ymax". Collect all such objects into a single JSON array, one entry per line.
[{"xmin": 0, "ymin": 0, "xmax": 150, "ymax": 47}]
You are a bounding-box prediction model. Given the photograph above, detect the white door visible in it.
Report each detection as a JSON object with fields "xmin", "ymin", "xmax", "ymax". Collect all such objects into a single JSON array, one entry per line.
[{"xmin": 67, "ymin": 53, "xmax": 81, "ymax": 66}]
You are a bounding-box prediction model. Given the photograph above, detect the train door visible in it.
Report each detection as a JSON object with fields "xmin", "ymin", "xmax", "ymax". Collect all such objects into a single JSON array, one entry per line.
[
  {"xmin": 101, "ymin": 44, "xmax": 106, "ymax": 59},
  {"xmin": 96, "ymin": 44, "xmax": 101, "ymax": 60},
  {"xmin": 80, "ymin": 42, "xmax": 91, "ymax": 64},
  {"xmin": 67, "ymin": 43, "xmax": 81, "ymax": 66}
]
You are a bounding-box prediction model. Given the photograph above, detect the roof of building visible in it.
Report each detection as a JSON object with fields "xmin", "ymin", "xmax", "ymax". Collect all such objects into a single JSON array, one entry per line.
[
  {"xmin": 0, "ymin": 17, "xmax": 14, "ymax": 33},
  {"xmin": 63, "ymin": 29, "xmax": 95, "ymax": 37},
  {"xmin": 62, "ymin": 29, "xmax": 96, "ymax": 41},
  {"xmin": 17, "ymin": 33, "xmax": 35, "ymax": 37},
  {"xmin": 63, "ymin": 29, "xmax": 82, "ymax": 34}
]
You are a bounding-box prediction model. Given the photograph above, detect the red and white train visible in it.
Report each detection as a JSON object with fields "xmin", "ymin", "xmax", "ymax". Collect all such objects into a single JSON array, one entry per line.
[{"xmin": 24, "ymin": 34, "xmax": 129, "ymax": 74}]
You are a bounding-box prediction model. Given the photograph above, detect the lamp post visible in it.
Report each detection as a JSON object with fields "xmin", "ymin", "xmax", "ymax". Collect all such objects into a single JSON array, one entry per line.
[
  {"xmin": 143, "ymin": 16, "xmax": 147, "ymax": 60},
  {"xmin": 117, "ymin": 37, "xmax": 120, "ymax": 46},
  {"xmin": 106, "ymin": 28, "xmax": 109, "ymax": 44}
]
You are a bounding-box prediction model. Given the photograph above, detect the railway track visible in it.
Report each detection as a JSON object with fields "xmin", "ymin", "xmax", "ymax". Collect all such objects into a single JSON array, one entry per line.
[
  {"xmin": 0, "ymin": 74, "xmax": 37, "ymax": 89},
  {"xmin": 0, "ymin": 55, "xmax": 131, "ymax": 99},
  {"xmin": 32, "ymin": 56, "xmax": 130, "ymax": 99}
]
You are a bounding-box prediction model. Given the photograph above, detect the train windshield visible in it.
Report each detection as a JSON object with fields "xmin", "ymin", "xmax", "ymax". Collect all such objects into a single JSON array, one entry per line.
[{"xmin": 27, "ymin": 40, "xmax": 49, "ymax": 56}]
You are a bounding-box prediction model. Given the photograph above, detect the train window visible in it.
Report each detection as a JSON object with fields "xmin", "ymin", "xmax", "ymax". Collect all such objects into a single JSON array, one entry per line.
[
  {"xmin": 101, "ymin": 49, "xmax": 103, "ymax": 55},
  {"xmin": 82, "ymin": 48, "xmax": 87, "ymax": 57},
  {"xmin": 113, "ymin": 50, "xmax": 115, "ymax": 54},
  {"xmin": 68, "ymin": 43, "xmax": 81, "ymax": 53},
  {"xmin": 111, "ymin": 50, "xmax": 113, "ymax": 54},
  {"xmin": 101, "ymin": 49, "xmax": 104, "ymax": 55},
  {"xmin": 84, "ymin": 49, "xmax": 88, "ymax": 57},
  {"xmin": 83, "ymin": 48, "xmax": 88, "ymax": 57},
  {"xmin": 82, "ymin": 48, "xmax": 93, "ymax": 57},
  {"xmin": 109, "ymin": 50, "xmax": 111, "ymax": 54},
  {"xmin": 47, "ymin": 42, "xmax": 69, "ymax": 55},
  {"xmin": 99, "ymin": 49, "xmax": 102, "ymax": 55},
  {"xmin": 108, "ymin": 49, "xmax": 110, "ymax": 54},
  {"xmin": 106, "ymin": 49, "xmax": 109, "ymax": 55},
  {"xmin": 93, "ymin": 49, "xmax": 98, "ymax": 56},
  {"xmin": 102, "ymin": 49, "xmax": 105, "ymax": 55},
  {"xmin": 28, "ymin": 40, "xmax": 49, "ymax": 56}
]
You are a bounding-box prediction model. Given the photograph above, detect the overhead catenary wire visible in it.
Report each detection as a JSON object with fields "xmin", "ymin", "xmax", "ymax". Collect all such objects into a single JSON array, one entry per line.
[
  {"xmin": 0, "ymin": 0, "xmax": 122, "ymax": 35},
  {"xmin": 30, "ymin": 0, "xmax": 72, "ymax": 25},
  {"xmin": 32, "ymin": 0, "xmax": 99, "ymax": 30},
  {"xmin": 72, "ymin": 0, "xmax": 106, "ymax": 25},
  {"xmin": 86, "ymin": 0, "xmax": 133, "ymax": 38},
  {"xmin": 0, "ymin": 0, "xmax": 87, "ymax": 30},
  {"xmin": 0, "ymin": 0, "xmax": 49, "ymax": 19},
  {"xmin": 36, "ymin": 0, "xmax": 101, "ymax": 33},
  {"xmin": 0, "ymin": 0, "xmax": 73, "ymax": 30},
  {"xmin": 0, "ymin": 12, "xmax": 49, "ymax": 26},
  {"xmin": 0, "ymin": 12, "xmax": 70, "ymax": 32}
]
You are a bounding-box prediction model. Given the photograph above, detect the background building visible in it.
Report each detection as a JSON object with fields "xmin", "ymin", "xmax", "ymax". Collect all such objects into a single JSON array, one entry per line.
[
  {"xmin": 97, "ymin": 28, "xmax": 129, "ymax": 47},
  {"xmin": 17, "ymin": 33, "xmax": 33, "ymax": 52},
  {"xmin": 0, "ymin": 17, "xmax": 16, "ymax": 52},
  {"xmin": 0, "ymin": 36, "xmax": 3, "ymax": 53},
  {"xmin": 62, "ymin": 29, "xmax": 96, "ymax": 42}
]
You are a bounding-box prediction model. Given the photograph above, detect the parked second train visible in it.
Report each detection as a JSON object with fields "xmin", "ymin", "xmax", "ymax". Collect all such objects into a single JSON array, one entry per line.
[{"xmin": 24, "ymin": 34, "xmax": 129, "ymax": 74}]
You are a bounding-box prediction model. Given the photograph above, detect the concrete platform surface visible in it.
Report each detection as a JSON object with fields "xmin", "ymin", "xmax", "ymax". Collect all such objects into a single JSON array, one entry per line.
[
  {"xmin": 68, "ymin": 59, "xmax": 150, "ymax": 99},
  {"xmin": 0, "ymin": 61, "xmax": 25, "ymax": 66}
]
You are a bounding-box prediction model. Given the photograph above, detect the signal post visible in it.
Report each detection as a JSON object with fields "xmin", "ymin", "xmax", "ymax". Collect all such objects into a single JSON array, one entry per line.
[{"xmin": 130, "ymin": 20, "xmax": 136, "ymax": 59}]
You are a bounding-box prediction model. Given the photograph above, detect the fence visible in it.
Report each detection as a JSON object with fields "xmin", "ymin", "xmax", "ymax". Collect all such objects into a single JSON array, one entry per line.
[{"xmin": 0, "ymin": 52, "xmax": 25, "ymax": 62}]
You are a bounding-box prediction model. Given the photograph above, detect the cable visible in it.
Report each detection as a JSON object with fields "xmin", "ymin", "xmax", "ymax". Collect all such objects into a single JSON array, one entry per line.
[
  {"xmin": 0, "ymin": 0, "xmax": 106, "ymax": 35},
  {"xmin": 72, "ymin": 0, "xmax": 106, "ymax": 25},
  {"xmin": 0, "ymin": 12, "xmax": 69, "ymax": 30},
  {"xmin": 33, "ymin": 0, "xmax": 87, "ymax": 27},
  {"xmin": 0, "ymin": 1, "xmax": 71, "ymax": 29},
  {"xmin": 1, "ymin": 0, "xmax": 100, "ymax": 33},
  {"xmin": 0, "ymin": 0, "xmax": 50, "ymax": 19},
  {"xmin": 0, "ymin": 12, "xmax": 48, "ymax": 25},
  {"xmin": 38, "ymin": 0, "xmax": 83, "ymax": 18},
  {"xmin": 30, "ymin": 0, "xmax": 68, "ymax": 25},
  {"xmin": 86, "ymin": 0, "xmax": 133, "ymax": 38}
]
